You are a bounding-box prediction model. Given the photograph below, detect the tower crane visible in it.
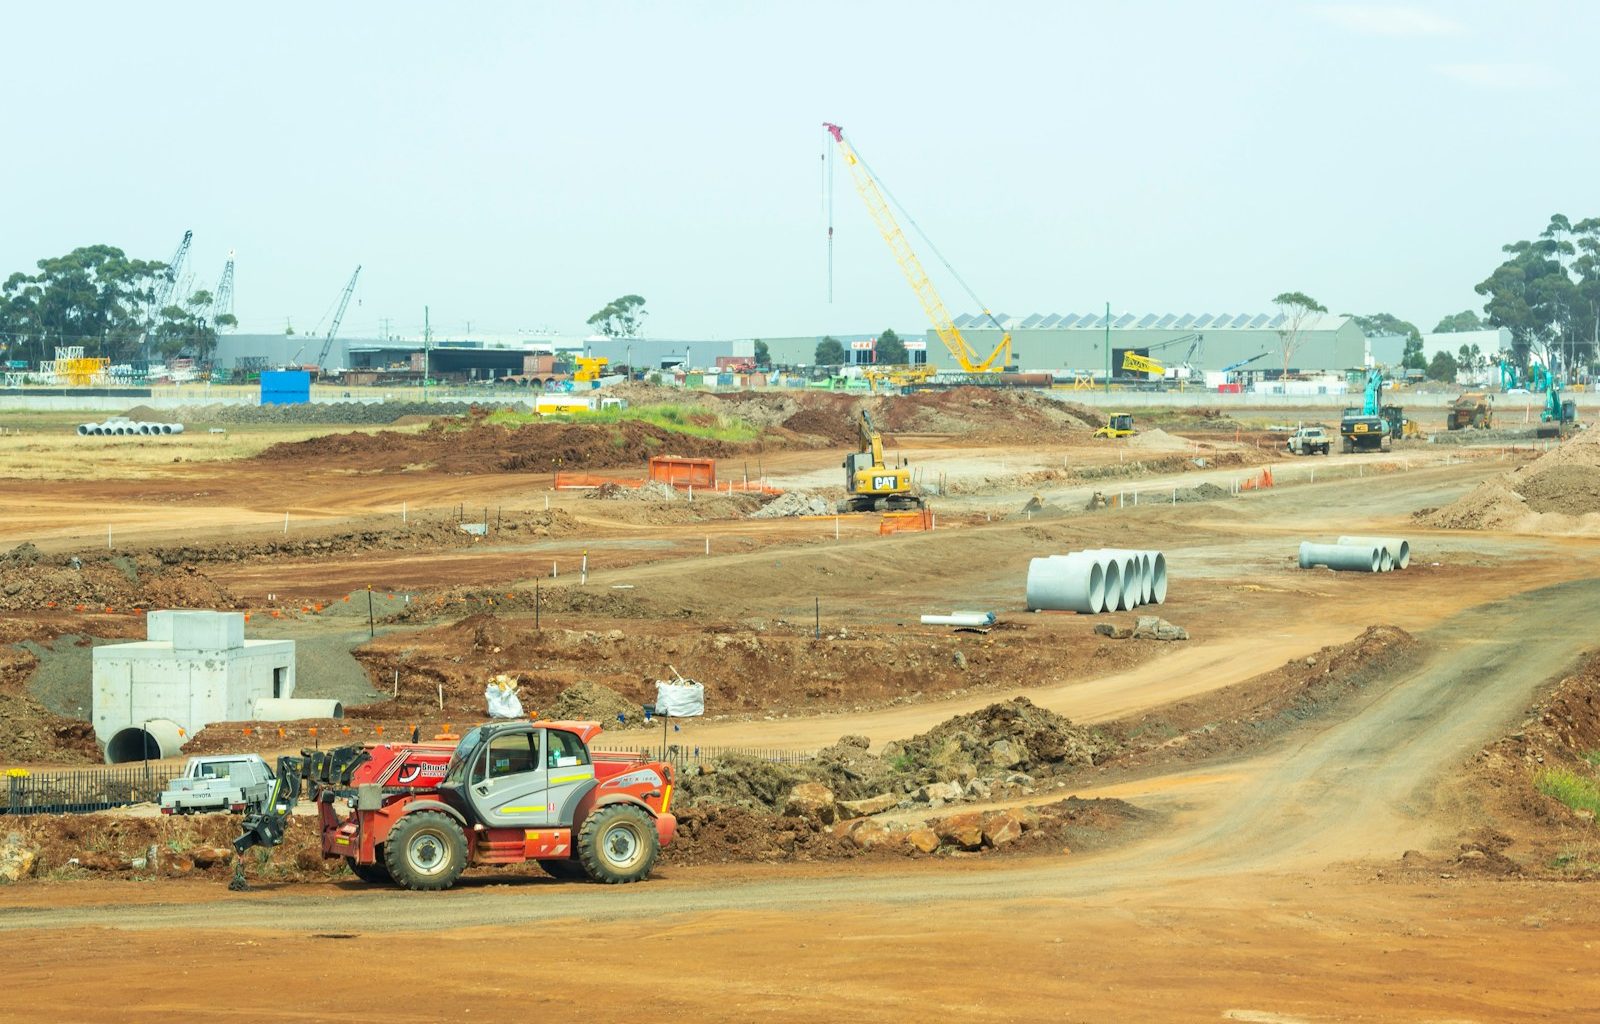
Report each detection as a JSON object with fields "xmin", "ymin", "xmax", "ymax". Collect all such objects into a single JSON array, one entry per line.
[
  {"xmin": 314, "ymin": 266, "xmax": 361, "ymax": 374},
  {"xmin": 823, "ymin": 123, "xmax": 1012, "ymax": 376}
]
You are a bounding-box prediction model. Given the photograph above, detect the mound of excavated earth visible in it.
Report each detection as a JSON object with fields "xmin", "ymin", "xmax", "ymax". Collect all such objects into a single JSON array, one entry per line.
[{"xmin": 1420, "ymin": 429, "xmax": 1600, "ymax": 532}]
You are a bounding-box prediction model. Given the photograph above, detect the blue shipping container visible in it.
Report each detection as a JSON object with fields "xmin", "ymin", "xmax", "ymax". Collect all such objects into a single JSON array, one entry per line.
[{"xmin": 260, "ymin": 370, "xmax": 311, "ymax": 405}]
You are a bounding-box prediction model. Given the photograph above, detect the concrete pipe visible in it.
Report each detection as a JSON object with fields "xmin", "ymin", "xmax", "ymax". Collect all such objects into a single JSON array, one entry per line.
[
  {"xmin": 77, "ymin": 423, "xmax": 93, "ymax": 436},
  {"xmin": 1026, "ymin": 554, "xmax": 1105, "ymax": 614},
  {"xmin": 1338, "ymin": 536, "xmax": 1409, "ymax": 570},
  {"xmin": 1378, "ymin": 548, "xmax": 1393, "ymax": 573},
  {"xmin": 920, "ymin": 612, "xmax": 998, "ymax": 627},
  {"xmin": 1085, "ymin": 550, "xmax": 1143, "ymax": 610},
  {"xmin": 170, "ymin": 422, "xmax": 185, "ymax": 435},
  {"xmin": 1148, "ymin": 551, "xmax": 1169, "ymax": 604},
  {"xmin": 103, "ymin": 718, "xmax": 187, "ymax": 763},
  {"xmin": 252, "ymin": 697, "xmax": 344, "ymax": 721},
  {"xmin": 136, "ymin": 423, "xmax": 153, "ymax": 435},
  {"xmin": 1097, "ymin": 558, "xmax": 1122, "ymax": 613},
  {"xmin": 1136, "ymin": 552, "xmax": 1154, "ymax": 605},
  {"xmin": 1298, "ymin": 542, "xmax": 1381, "ymax": 573}
]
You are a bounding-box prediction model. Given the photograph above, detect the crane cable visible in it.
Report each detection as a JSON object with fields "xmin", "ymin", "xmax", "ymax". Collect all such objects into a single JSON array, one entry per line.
[{"xmin": 844, "ymin": 136, "xmax": 1004, "ymax": 333}]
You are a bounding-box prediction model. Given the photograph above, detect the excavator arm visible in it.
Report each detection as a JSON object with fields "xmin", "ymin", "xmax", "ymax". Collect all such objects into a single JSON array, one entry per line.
[{"xmin": 859, "ymin": 409, "xmax": 886, "ymax": 466}]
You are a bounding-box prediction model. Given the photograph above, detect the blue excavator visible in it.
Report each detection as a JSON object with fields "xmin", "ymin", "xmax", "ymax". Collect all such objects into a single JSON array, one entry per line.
[
  {"xmin": 1340, "ymin": 369, "xmax": 1393, "ymax": 453},
  {"xmin": 1533, "ymin": 361, "xmax": 1577, "ymax": 438}
]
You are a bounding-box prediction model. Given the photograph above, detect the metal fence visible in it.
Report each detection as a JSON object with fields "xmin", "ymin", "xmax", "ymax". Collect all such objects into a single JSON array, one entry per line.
[
  {"xmin": 3, "ymin": 764, "xmax": 179, "ymax": 816},
  {"xmin": 592, "ymin": 744, "xmax": 818, "ymax": 772}
]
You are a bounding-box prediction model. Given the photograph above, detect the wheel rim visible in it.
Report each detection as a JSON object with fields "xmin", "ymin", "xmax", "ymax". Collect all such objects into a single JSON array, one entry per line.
[
  {"xmin": 603, "ymin": 821, "xmax": 643, "ymax": 869},
  {"xmin": 408, "ymin": 831, "xmax": 448, "ymax": 876}
]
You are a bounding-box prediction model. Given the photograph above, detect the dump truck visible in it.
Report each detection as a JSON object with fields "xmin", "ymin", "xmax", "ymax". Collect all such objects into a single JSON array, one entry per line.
[
  {"xmin": 1447, "ymin": 392, "xmax": 1493, "ymax": 431},
  {"xmin": 233, "ymin": 720, "xmax": 676, "ymax": 891}
]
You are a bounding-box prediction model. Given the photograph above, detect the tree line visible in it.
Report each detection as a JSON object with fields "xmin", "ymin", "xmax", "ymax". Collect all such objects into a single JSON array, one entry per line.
[{"xmin": 0, "ymin": 244, "xmax": 233, "ymax": 366}]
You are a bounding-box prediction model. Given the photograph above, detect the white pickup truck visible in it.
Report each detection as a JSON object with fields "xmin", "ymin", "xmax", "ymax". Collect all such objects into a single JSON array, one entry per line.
[{"xmin": 159, "ymin": 755, "xmax": 274, "ymax": 815}]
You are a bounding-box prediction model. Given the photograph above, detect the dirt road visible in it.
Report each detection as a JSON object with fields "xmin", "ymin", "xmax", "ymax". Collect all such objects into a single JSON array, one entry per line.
[{"xmin": 6, "ymin": 579, "xmax": 1598, "ymax": 1021}]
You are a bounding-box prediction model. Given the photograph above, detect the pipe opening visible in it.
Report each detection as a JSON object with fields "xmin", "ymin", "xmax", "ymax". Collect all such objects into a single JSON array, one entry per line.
[{"xmin": 106, "ymin": 727, "xmax": 161, "ymax": 763}]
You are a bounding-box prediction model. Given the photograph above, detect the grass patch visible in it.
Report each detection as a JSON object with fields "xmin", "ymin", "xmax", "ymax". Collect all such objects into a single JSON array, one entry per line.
[
  {"xmin": 1584, "ymin": 750, "xmax": 1600, "ymax": 769},
  {"xmin": 1534, "ymin": 767, "xmax": 1600, "ymax": 819},
  {"xmin": 483, "ymin": 403, "xmax": 760, "ymax": 442}
]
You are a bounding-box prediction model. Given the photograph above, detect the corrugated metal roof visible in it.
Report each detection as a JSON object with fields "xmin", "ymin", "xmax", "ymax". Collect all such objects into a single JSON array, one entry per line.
[{"xmin": 945, "ymin": 312, "xmax": 1346, "ymax": 331}]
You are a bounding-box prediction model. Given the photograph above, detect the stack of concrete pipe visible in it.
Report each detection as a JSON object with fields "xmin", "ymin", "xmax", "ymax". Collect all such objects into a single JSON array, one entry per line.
[
  {"xmin": 76, "ymin": 419, "xmax": 185, "ymax": 436},
  {"xmin": 1026, "ymin": 548, "xmax": 1168, "ymax": 614},
  {"xmin": 1298, "ymin": 536, "xmax": 1410, "ymax": 573}
]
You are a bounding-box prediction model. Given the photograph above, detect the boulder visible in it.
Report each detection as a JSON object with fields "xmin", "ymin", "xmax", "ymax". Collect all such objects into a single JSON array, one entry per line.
[
  {"xmin": 0, "ymin": 834, "xmax": 37, "ymax": 883},
  {"xmin": 1093, "ymin": 623, "xmax": 1133, "ymax": 640},
  {"xmin": 782, "ymin": 782, "xmax": 838, "ymax": 824},
  {"xmin": 848, "ymin": 821, "xmax": 894, "ymax": 851},
  {"xmin": 1132, "ymin": 616, "xmax": 1188, "ymax": 641},
  {"xmin": 906, "ymin": 828, "xmax": 942, "ymax": 855},
  {"xmin": 981, "ymin": 809, "xmax": 1026, "ymax": 847},
  {"xmin": 934, "ymin": 811, "xmax": 985, "ymax": 851},
  {"xmin": 838, "ymin": 792, "xmax": 899, "ymax": 817},
  {"xmin": 988, "ymin": 739, "xmax": 1026, "ymax": 769},
  {"xmin": 919, "ymin": 780, "xmax": 963, "ymax": 805}
]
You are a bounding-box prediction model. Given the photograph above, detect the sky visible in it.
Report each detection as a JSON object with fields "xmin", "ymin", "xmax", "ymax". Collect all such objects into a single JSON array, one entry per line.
[{"xmin": 2, "ymin": 1, "xmax": 1596, "ymax": 342}]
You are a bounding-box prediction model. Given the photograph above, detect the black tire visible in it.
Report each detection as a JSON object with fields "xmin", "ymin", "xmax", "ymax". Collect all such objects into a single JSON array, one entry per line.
[
  {"xmin": 538, "ymin": 858, "xmax": 591, "ymax": 882},
  {"xmin": 577, "ymin": 804, "xmax": 659, "ymax": 884},
  {"xmin": 384, "ymin": 811, "xmax": 468, "ymax": 891},
  {"xmin": 346, "ymin": 844, "xmax": 392, "ymax": 885}
]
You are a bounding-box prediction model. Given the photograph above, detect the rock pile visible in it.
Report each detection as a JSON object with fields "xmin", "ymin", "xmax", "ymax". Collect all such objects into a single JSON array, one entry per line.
[{"xmin": 751, "ymin": 492, "xmax": 832, "ymax": 518}]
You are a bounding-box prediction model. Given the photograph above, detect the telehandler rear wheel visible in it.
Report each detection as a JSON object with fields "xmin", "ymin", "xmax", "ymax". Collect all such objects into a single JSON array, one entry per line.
[
  {"xmin": 384, "ymin": 812, "xmax": 467, "ymax": 891},
  {"xmin": 577, "ymin": 805, "xmax": 659, "ymax": 884}
]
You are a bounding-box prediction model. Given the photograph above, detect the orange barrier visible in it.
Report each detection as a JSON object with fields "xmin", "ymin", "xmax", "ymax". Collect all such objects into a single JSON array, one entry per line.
[
  {"xmin": 649, "ymin": 455, "xmax": 716, "ymax": 488},
  {"xmin": 879, "ymin": 508, "xmax": 934, "ymax": 535},
  {"xmin": 1239, "ymin": 467, "xmax": 1275, "ymax": 491}
]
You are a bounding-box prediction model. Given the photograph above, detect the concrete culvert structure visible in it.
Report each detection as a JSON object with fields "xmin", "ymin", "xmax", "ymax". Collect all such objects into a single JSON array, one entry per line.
[
  {"xmin": 1299, "ymin": 542, "xmax": 1382, "ymax": 573},
  {"xmin": 1026, "ymin": 554, "xmax": 1105, "ymax": 614},
  {"xmin": 104, "ymin": 719, "xmax": 186, "ymax": 763},
  {"xmin": 1339, "ymin": 536, "xmax": 1410, "ymax": 570}
]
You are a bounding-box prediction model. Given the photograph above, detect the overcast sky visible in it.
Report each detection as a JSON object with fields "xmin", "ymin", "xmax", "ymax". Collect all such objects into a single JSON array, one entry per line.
[{"xmin": 2, "ymin": 1, "xmax": 1594, "ymax": 341}]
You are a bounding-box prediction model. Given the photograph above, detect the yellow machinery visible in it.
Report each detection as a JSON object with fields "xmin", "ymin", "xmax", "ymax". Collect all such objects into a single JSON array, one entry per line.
[
  {"xmin": 574, "ymin": 355, "xmax": 609, "ymax": 382},
  {"xmin": 840, "ymin": 409, "xmax": 922, "ymax": 513},
  {"xmin": 1120, "ymin": 352, "xmax": 1163, "ymax": 376},
  {"xmin": 1094, "ymin": 413, "xmax": 1136, "ymax": 439},
  {"xmin": 863, "ymin": 364, "xmax": 936, "ymax": 393},
  {"xmin": 825, "ymin": 123, "xmax": 1012, "ymax": 376}
]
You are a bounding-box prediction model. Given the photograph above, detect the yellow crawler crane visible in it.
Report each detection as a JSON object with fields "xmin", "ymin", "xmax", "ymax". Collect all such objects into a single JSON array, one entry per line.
[{"xmin": 825, "ymin": 122, "xmax": 1012, "ymax": 377}]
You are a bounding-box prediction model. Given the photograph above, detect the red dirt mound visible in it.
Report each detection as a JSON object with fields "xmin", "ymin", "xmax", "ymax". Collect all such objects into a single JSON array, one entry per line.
[{"xmin": 256, "ymin": 420, "xmax": 774, "ymax": 475}]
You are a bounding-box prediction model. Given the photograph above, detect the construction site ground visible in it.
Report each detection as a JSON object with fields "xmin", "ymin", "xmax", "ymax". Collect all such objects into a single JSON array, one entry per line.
[{"xmin": 2, "ymin": 393, "xmax": 1597, "ymax": 1022}]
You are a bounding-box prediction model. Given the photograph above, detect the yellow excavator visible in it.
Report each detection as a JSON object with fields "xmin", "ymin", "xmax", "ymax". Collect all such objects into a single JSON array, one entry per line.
[{"xmin": 840, "ymin": 409, "xmax": 923, "ymax": 513}]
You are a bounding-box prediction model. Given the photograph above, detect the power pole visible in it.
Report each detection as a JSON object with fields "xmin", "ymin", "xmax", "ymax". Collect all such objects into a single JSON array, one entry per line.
[
  {"xmin": 423, "ymin": 306, "xmax": 431, "ymax": 402},
  {"xmin": 1104, "ymin": 300, "xmax": 1111, "ymax": 393}
]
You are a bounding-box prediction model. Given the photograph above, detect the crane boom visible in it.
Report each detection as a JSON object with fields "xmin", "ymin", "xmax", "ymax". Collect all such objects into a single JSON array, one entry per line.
[
  {"xmin": 315, "ymin": 266, "xmax": 361, "ymax": 372},
  {"xmin": 823, "ymin": 123, "xmax": 1010, "ymax": 374},
  {"xmin": 212, "ymin": 250, "xmax": 235, "ymax": 328},
  {"xmin": 1121, "ymin": 352, "xmax": 1164, "ymax": 375},
  {"xmin": 154, "ymin": 230, "xmax": 193, "ymax": 313}
]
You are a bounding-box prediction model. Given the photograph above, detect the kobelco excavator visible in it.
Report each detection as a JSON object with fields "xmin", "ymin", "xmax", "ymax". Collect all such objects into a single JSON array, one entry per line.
[{"xmin": 840, "ymin": 409, "xmax": 923, "ymax": 513}]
